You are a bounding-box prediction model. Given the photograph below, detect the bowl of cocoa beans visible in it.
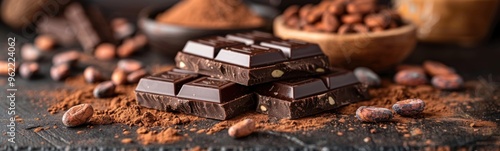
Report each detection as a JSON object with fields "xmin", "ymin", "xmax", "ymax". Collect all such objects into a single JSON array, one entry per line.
[{"xmin": 274, "ymin": 0, "xmax": 417, "ymax": 71}]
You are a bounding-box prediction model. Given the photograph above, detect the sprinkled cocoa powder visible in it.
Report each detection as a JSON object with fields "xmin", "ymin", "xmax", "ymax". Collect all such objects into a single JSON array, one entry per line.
[
  {"xmin": 338, "ymin": 80, "xmax": 480, "ymax": 118},
  {"xmin": 36, "ymin": 65, "xmax": 494, "ymax": 145}
]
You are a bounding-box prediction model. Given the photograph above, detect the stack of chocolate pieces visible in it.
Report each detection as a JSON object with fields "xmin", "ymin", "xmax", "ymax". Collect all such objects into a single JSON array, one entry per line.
[{"xmin": 136, "ymin": 31, "xmax": 369, "ymax": 120}]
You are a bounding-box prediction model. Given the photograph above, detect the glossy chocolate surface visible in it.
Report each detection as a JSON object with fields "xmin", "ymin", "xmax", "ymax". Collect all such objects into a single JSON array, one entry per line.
[
  {"xmin": 182, "ymin": 36, "xmax": 243, "ymax": 59},
  {"xmin": 135, "ymin": 69, "xmax": 254, "ymax": 120},
  {"xmin": 260, "ymin": 39, "xmax": 323, "ymax": 59},
  {"xmin": 214, "ymin": 45, "xmax": 287, "ymax": 67},
  {"xmin": 225, "ymin": 31, "xmax": 277, "ymax": 45}
]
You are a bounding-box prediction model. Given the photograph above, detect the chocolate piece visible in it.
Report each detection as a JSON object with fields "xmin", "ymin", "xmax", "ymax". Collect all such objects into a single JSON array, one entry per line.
[
  {"xmin": 225, "ymin": 31, "xmax": 277, "ymax": 45},
  {"xmin": 256, "ymin": 70, "xmax": 369, "ymax": 119},
  {"xmin": 136, "ymin": 92, "xmax": 254, "ymax": 120},
  {"xmin": 321, "ymin": 70, "xmax": 359, "ymax": 89},
  {"xmin": 176, "ymin": 51, "xmax": 329, "ymax": 86},
  {"xmin": 214, "ymin": 45, "xmax": 287, "ymax": 67},
  {"xmin": 182, "ymin": 36, "xmax": 243, "ymax": 59},
  {"xmin": 135, "ymin": 69, "xmax": 254, "ymax": 120},
  {"xmin": 64, "ymin": 3, "xmax": 115, "ymax": 54},
  {"xmin": 177, "ymin": 77, "xmax": 249, "ymax": 103},
  {"xmin": 260, "ymin": 39, "xmax": 323, "ymax": 59},
  {"xmin": 257, "ymin": 78, "xmax": 328, "ymax": 100},
  {"xmin": 36, "ymin": 17, "xmax": 77, "ymax": 46},
  {"xmin": 176, "ymin": 33, "xmax": 329, "ymax": 86},
  {"xmin": 136, "ymin": 71, "xmax": 198, "ymax": 96}
]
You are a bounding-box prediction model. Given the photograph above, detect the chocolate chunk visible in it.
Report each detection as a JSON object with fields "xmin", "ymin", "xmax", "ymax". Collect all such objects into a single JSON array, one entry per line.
[
  {"xmin": 36, "ymin": 17, "xmax": 77, "ymax": 47},
  {"xmin": 135, "ymin": 69, "xmax": 254, "ymax": 120},
  {"xmin": 214, "ymin": 45, "xmax": 287, "ymax": 67},
  {"xmin": 136, "ymin": 71, "xmax": 198, "ymax": 96},
  {"xmin": 225, "ymin": 31, "xmax": 277, "ymax": 45},
  {"xmin": 257, "ymin": 78, "xmax": 328, "ymax": 100},
  {"xmin": 136, "ymin": 91, "xmax": 254, "ymax": 120},
  {"xmin": 64, "ymin": 3, "xmax": 116, "ymax": 54},
  {"xmin": 255, "ymin": 70, "xmax": 369, "ymax": 119},
  {"xmin": 177, "ymin": 77, "xmax": 249, "ymax": 103},
  {"xmin": 182, "ymin": 36, "xmax": 243, "ymax": 59},
  {"xmin": 260, "ymin": 39, "xmax": 323, "ymax": 59},
  {"xmin": 176, "ymin": 51, "xmax": 329, "ymax": 86},
  {"xmin": 320, "ymin": 70, "xmax": 360, "ymax": 89},
  {"xmin": 176, "ymin": 33, "xmax": 329, "ymax": 86}
]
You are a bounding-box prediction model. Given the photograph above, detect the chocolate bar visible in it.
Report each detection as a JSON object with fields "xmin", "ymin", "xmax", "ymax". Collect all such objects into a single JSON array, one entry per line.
[
  {"xmin": 255, "ymin": 70, "xmax": 369, "ymax": 119},
  {"xmin": 175, "ymin": 33, "xmax": 330, "ymax": 86},
  {"xmin": 135, "ymin": 69, "xmax": 255, "ymax": 120},
  {"xmin": 64, "ymin": 3, "xmax": 116, "ymax": 54},
  {"xmin": 36, "ymin": 17, "xmax": 77, "ymax": 47}
]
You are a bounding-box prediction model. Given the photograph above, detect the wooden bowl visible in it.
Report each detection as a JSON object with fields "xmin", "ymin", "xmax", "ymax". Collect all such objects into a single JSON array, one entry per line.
[{"xmin": 274, "ymin": 16, "xmax": 417, "ymax": 72}]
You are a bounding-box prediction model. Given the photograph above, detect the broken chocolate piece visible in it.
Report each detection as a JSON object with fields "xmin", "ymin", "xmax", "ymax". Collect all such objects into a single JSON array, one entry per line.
[
  {"xmin": 36, "ymin": 17, "xmax": 77, "ymax": 46},
  {"xmin": 321, "ymin": 70, "xmax": 360, "ymax": 89},
  {"xmin": 136, "ymin": 71, "xmax": 198, "ymax": 96},
  {"xmin": 175, "ymin": 32, "xmax": 329, "ymax": 86},
  {"xmin": 257, "ymin": 78, "xmax": 328, "ymax": 100},
  {"xmin": 64, "ymin": 3, "xmax": 116, "ymax": 54},
  {"xmin": 255, "ymin": 69, "xmax": 369, "ymax": 119},
  {"xmin": 176, "ymin": 51, "xmax": 329, "ymax": 86},
  {"xmin": 135, "ymin": 69, "xmax": 254, "ymax": 120}
]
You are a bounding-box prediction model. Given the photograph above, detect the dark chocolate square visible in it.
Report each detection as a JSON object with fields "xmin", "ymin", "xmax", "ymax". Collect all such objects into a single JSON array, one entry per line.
[
  {"xmin": 214, "ymin": 45, "xmax": 287, "ymax": 67},
  {"xmin": 260, "ymin": 39, "xmax": 323, "ymax": 59},
  {"xmin": 226, "ymin": 31, "xmax": 277, "ymax": 45},
  {"xmin": 182, "ymin": 36, "xmax": 244, "ymax": 59},
  {"xmin": 177, "ymin": 77, "xmax": 248, "ymax": 103}
]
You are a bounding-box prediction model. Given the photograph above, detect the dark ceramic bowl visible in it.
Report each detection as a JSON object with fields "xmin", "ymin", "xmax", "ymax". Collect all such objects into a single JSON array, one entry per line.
[{"xmin": 138, "ymin": 2, "xmax": 279, "ymax": 57}]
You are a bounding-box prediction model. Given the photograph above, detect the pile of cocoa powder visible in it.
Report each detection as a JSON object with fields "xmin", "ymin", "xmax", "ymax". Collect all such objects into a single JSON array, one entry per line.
[
  {"xmin": 156, "ymin": 0, "xmax": 264, "ymax": 29},
  {"xmin": 32, "ymin": 65, "xmax": 493, "ymax": 145}
]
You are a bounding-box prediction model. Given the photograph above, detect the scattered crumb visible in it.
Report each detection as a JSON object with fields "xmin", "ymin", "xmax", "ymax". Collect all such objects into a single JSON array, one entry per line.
[
  {"xmin": 121, "ymin": 138, "xmax": 133, "ymax": 144},
  {"xmin": 337, "ymin": 132, "xmax": 343, "ymax": 136},
  {"xmin": 411, "ymin": 128, "xmax": 423, "ymax": 136},
  {"xmin": 53, "ymin": 125, "xmax": 58, "ymax": 129},
  {"xmin": 34, "ymin": 118, "xmax": 40, "ymax": 121},
  {"xmin": 33, "ymin": 127, "xmax": 44, "ymax": 133},
  {"xmin": 426, "ymin": 139, "xmax": 433, "ymax": 145},
  {"xmin": 123, "ymin": 131, "xmax": 131, "ymax": 135},
  {"xmin": 189, "ymin": 146, "xmax": 202, "ymax": 151},
  {"xmin": 190, "ymin": 128, "xmax": 197, "ymax": 132},
  {"xmin": 338, "ymin": 118, "xmax": 346, "ymax": 123},
  {"xmin": 348, "ymin": 127, "xmax": 355, "ymax": 131},
  {"xmin": 363, "ymin": 137, "xmax": 371, "ymax": 142},
  {"xmin": 137, "ymin": 127, "xmax": 148, "ymax": 134},
  {"xmin": 76, "ymin": 131, "xmax": 84, "ymax": 134},
  {"xmin": 196, "ymin": 129, "xmax": 205, "ymax": 134},
  {"xmin": 370, "ymin": 129, "xmax": 377, "ymax": 134},
  {"xmin": 403, "ymin": 133, "xmax": 411, "ymax": 138},
  {"xmin": 137, "ymin": 128, "xmax": 182, "ymax": 145}
]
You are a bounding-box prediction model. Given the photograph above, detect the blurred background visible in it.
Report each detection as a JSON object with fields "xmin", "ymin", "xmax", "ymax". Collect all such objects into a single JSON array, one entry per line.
[
  {"xmin": 1, "ymin": 0, "xmax": 499, "ymax": 77},
  {"xmin": 2, "ymin": 0, "xmax": 499, "ymax": 41}
]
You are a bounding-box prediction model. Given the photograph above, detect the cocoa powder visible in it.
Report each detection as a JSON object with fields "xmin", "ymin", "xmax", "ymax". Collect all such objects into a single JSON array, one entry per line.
[
  {"xmin": 156, "ymin": 0, "xmax": 264, "ymax": 29},
  {"xmin": 38, "ymin": 65, "xmax": 491, "ymax": 145}
]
